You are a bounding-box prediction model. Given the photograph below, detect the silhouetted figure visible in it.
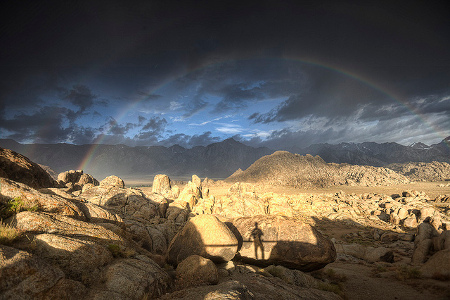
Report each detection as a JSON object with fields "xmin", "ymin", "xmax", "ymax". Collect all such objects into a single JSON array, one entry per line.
[{"xmin": 250, "ymin": 222, "xmax": 264, "ymax": 259}]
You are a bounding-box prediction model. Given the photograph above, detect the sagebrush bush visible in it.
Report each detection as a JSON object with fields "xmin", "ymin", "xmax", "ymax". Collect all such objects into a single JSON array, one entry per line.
[{"xmin": 0, "ymin": 222, "xmax": 21, "ymax": 245}]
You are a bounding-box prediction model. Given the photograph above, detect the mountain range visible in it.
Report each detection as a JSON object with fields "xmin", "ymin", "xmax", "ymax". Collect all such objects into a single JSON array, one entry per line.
[
  {"xmin": 288, "ymin": 137, "xmax": 450, "ymax": 167},
  {"xmin": 0, "ymin": 138, "xmax": 272, "ymax": 180},
  {"xmin": 0, "ymin": 137, "xmax": 449, "ymax": 180}
]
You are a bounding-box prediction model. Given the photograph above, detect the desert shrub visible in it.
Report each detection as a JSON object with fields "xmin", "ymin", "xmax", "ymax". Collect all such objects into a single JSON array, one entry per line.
[
  {"xmin": 0, "ymin": 197, "xmax": 38, "ymax": 219},
  {"xmin": 312, "ymin": 268, "xmax": 347, "ymax": 284},
  {"xmin": 107, "ymin": 243, "xmax": 135, "ymax": 258},
  {"xmin": 371, "ymin": 263, "xmax": 388, "ymax": 277},
  {"xmin": 317, "ymin": 282, "xmax": 347, "ymax": 299},
  {"xmin": 0, "ymin": 222, "xmax": 21, "ymax": 245},
  {"xmin": 394, "ymin": 265, "xmax": 421, "ymax": 281},
  {"xmin": 311, "ymin": 268, "xmax": 347, "ymax": 299}
]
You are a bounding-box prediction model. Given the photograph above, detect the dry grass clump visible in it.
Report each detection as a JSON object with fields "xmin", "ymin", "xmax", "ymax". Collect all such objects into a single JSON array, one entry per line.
[
  {"xmin": 311, "ymin": 268, "xmax": 348, "ymax": 299},
  {"xmin": 0, "ymin": 222, "xmax": 21, "ymax": 245},
  {"xmin": 107, "ymin": 243, "xmax": 135, "ymax": 258},
  {"xmin": 394, "ymin": 265, "xmax": 421, "ymax": 281}
]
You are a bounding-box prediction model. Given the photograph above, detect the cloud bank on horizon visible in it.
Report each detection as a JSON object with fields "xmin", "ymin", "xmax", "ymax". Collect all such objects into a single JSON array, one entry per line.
[{"xmin": 0, "ymin": 1, "xmax": 449, "ymax": 149}]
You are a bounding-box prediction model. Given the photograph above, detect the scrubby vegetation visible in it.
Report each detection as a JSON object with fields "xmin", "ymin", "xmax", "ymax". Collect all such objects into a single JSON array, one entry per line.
[
  {"xmin": 0, "ymin": 222, "xmax": 21, "ymax": 245},
  {"xmin": 0, "ymin": 196, "xmax": 38, "ymax": 219}
]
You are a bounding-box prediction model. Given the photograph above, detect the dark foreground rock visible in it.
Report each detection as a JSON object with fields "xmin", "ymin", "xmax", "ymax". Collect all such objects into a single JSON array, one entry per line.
[
  {"xmin": 0, "ymin": 147, "xmax": 57, "ymax": 189},
  {"xmin": 227, "ymin": 215, "xmax": 336, "ymax": 271},
  {"xmin": 158, "ymin": 275, "xmax": 341, "ymax": 300}
]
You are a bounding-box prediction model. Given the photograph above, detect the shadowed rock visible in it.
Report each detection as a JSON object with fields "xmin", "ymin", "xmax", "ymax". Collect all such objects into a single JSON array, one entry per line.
[
  {"xmin": 34, "ymin": 233, "xmax": 113, "ymax": 285},
  {"xmin": 420, "ymin": 249, "xmax": 450, "ymax": 278},
  {"xmin": 176, "ymin": 255, "xmax": 219, "ymax": 286},
  {"xmin": 0, "ymin": 245, "xmax": 68, "ymax": 299},
  {"xmin": 57, "ymin": 170, "xmax": 99, "ymax": 191},
  {"xmin": 228, "ymin": 215, "xmax": 336, "ymax": 271},
  {"xmin": 88, "ymin": 256, "xmax": 170, "ymax": 299},
  {"xmin": 0, "ymin": 147, "xmax": 57, "ymax": 189}
]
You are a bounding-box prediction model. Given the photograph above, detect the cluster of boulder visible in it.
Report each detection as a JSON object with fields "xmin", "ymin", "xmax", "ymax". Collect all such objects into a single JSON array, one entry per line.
[{"xmin": 0, "ymin": 147, "xmax": 342, "ymax": 299}]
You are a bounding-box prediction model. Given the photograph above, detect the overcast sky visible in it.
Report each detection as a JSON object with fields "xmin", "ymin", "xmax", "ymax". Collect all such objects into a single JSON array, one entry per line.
[{"xmin": 1, "ymin": 0, "xmax": 449, "ymax": 149}]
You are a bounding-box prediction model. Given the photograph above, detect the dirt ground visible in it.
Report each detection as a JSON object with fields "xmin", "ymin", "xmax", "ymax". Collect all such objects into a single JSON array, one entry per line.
[{"xmin": 325, "ymin": 262, "xmax": 450, "ymax": 300}]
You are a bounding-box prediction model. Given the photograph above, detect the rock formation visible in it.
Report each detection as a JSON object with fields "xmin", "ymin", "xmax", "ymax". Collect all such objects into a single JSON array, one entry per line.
[
  {"xmin": 0, "ymin": 147, "xmax": 57, "ymax": 189},
  {"xmin": 227, "ymin": 215, "xmax": 337, "ymax": 271},
  {"xmin": 167, "ymin": 214, "xmax": 238, "ymax": 265},
  {"xmin": 2, "ymin": 146, "xmax": 450, "ymax": 299}
]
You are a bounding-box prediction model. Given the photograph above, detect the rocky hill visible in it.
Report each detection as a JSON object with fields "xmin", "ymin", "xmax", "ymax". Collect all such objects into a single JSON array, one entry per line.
[
  {"xmin": 226, "ymin": 151, "xmax": 409, "ymax": 188},
  {"xmin": 0, "ymin": 138, "xmax": 272, "ymax": 180},
  {"xmin": 290, "ymin": 136, "xmax": 450, "ymax": 166},
  {"xmin": 386, "ymin": 161, "xmax": 450, "ymax": 182}
]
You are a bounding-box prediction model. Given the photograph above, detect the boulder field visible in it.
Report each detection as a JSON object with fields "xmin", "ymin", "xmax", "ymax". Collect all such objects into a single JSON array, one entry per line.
[{"xmin": 1, "ymin": 147, "xmax": 449, "ymax": 299}]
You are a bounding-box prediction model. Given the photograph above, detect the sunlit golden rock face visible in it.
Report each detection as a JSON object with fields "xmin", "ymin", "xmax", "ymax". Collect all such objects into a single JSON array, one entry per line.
[{"xmin": 167, "ymin": 214, "xmax": 238, "ymax": 265}]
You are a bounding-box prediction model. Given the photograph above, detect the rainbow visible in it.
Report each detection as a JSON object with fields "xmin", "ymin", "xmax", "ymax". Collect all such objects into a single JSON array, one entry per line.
[{"xmin": 77, "ymin": 57, "xmax": 450, "ymax": 171}]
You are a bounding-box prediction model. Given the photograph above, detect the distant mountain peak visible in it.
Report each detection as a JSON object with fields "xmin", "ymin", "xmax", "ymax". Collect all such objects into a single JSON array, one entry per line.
[
  {"xmin": 223, "ymin": 137, "xmax": 239, "ymax": 144},
  {"xmin": 409, "ymin": 142, "xmax": 430, "ymax": 150}
]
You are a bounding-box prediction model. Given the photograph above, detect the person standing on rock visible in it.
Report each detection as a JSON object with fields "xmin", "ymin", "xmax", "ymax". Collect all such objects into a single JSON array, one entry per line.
[{"xmin": 250, "ymin": 222, "xmax": 264, "ymax": 260}]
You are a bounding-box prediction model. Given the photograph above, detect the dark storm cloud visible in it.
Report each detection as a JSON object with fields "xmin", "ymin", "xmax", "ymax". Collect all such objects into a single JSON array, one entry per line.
[
  {"xmin": 358, "ymin": 93, "xmax": 450, "ymax": 122},
  {"xmin": 0, "ymin": 105, "xmax": 98, "ymax": 144},
  {"xmin": 138, "ymin": 115, "xmax": 147, "ymax": 125},
  {"xmin": 103, "ymin": 118, "xmax": 135, "ymax": 136},
  {"xmin": 169, "ymin": 59, "xmax": 308, "ymax": 116},
  {"xmin": 133, "ymin": 116, "xmax": 168, "ymax": 145},
  {"xmin": 243, "ymin": 112, "xmax": 450, "ymax": 150},
  {"xmin": 62, "ymin": 84, "xmax": 96, "ymax": 112},
  {"xmin": 141, "ymin": 117, "xmax": 167, "ymax": 134},
  {"xmin": 0, "ymin": 106, "xmax": 69, "ymax": 142},
  {"xmin": 1, "ymin": 1, "xmax": 449, "ymax": 147},
  {"xmin": 1, "ymin": 1, "xmax": 448, "ymax": 99},
  {"xmin": 250, "ymin": 70, "xmax": 393, "ymax": 123},
  {"xmin": 213, "ymin": 83, "xmax": 264, "ymax": 113}
]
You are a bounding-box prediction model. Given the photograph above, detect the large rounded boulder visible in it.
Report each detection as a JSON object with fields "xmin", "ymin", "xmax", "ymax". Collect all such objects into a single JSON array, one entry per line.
[
  {"xmin": 167, "ymin": 214, "xmax": 238, "ymax": 265},
  {"xmin": 228, "ymin": 215, "xmax": 336, "ymax": 271}
]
